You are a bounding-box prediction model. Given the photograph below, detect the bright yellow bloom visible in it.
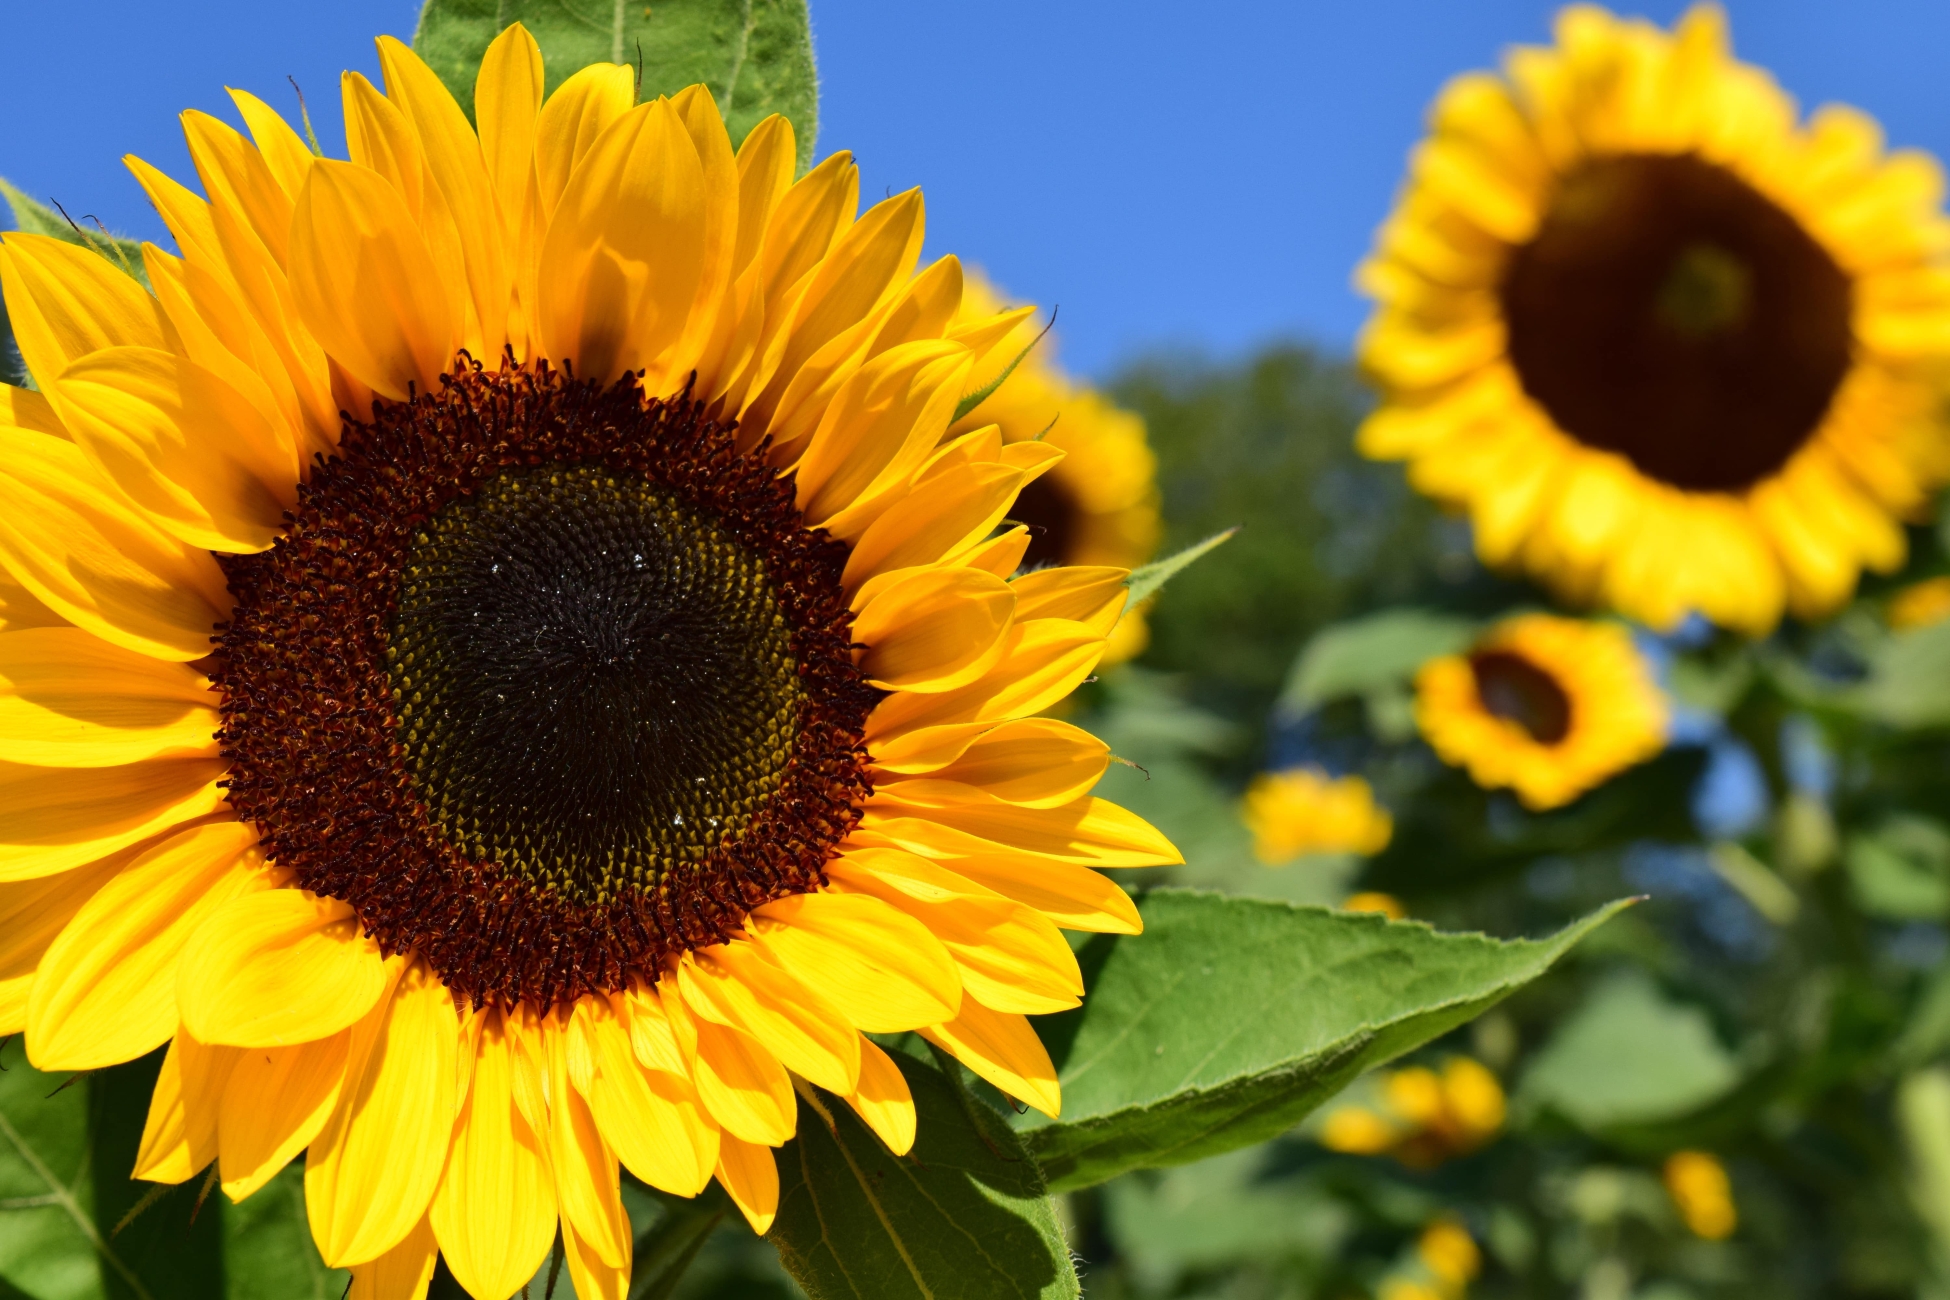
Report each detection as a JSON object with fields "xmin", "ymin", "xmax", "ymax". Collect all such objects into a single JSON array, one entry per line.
[
  {"xmin": 948, "ymin": 273, "xmax": 1161, "ymax": 663},
  {"xmin": 1416, "ymin": 614, "xmax": 1667, "ymax": 810},
  {"xmin": 1241, "ymin": 767, "xmax": 1393, "ymax": 863},
  {"xmin": 1359, "ymin": 3, "xmax": 1950, "ymax": 636},
  {"xmin": 1417, "ymin": 1218, "xmax": 1483, "ymax": 1289},
  {"xmin": 0, "ymin": 28, "xmax": 1180, "ymax": 1299},
  {"xmin": 1664, "ymin": 1150, "xmax": 1738, "ymax": 1239},
  {"xmin": 1319, "ymin": 1057, "xmax": 1505, "ymax": 1168},
  {"xmin": 1888, "ymin": 575, "xmax": 1950, "ymax": 630}
]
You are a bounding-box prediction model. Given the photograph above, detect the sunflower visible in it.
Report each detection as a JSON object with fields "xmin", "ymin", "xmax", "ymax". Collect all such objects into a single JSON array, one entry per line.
[
  {"xmin": 1358, "ymin": 3, "xmax": 1950, "ymax": 636},
  {"xmin": 1318, "ymin": 1057, "xmax": 1506, "ymax": 1169},
  {"xmin": 1239, "ymin": 766, "xmax": 1393, "ymax": 863},
  {"xmin": 0, "ymin": 27, "xmax": 1180, "ymax": 1299},
  {"xmin": 1414, "ymin": 614, "xmax": 1666, "ymax": 810},
  {"xmin": 947, "ymin": 273, "xmax": 1161, "ymax": 662},
  {"xmin": 1664, "ymin": 1150, "xmax": 1738, "ymax": 1239}
]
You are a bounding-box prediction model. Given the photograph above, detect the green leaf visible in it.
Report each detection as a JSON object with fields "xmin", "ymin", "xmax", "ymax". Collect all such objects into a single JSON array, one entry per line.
[
  {"xmin": 1014, "ymin": 890, "xmax": 1628, "ymax": 1192},
  {"xmin": 1517, "ymin": 970, "xmax": 1742, "ymax": 1131},
  {"xmin": 0, "ymin": 1043, "xmax": 117, "ymax": 1300},
  {"xmin": 770, "ymin": 1053, "xmax": 1078, "ymax": 1300},
  {"xmin": 629, "ymin": 1190, "xmax": 725, "ymax": 1299},
  {"xmin": 88, "ymin": 1053, "xmax": 223, "ymax": 1300},
  {"xmin": 1846, "ymin": 815, "xmax": 1950, "ymax": 922},
  {"xmin": 413, "ymin": 0, "xmax": 819, "ymax": 170},
  {"xmin": 1124, "ymin": 529, "xmax": 1236, "ymax": 608},
  {"xmin": 1276, "ymin": 607, "xmax": 1476, "ymax": 715},
  {"xmin": 222, "ymin": 1165, "xmax": 346, "ymax": 1300}
]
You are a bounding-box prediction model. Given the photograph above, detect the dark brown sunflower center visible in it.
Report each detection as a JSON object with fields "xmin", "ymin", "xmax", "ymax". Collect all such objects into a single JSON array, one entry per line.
[
  {"xmin": 1470, "ymin": 650, "xmax": 1571, "ymax": 745},
  {"xmin": 1500, "ymin": 151, "xmax": 1853, "ymax": 493},
  {"xmin": 389, "ymin": 465, "xmax": 805, "ymax": 908},
  {"xmin": 1011, "ymin": 472, "xmax": 1079, "ymax": 568},
  {"xmin": 214, "ymin": 361, "xmax": 875, "ymax": 1007}
]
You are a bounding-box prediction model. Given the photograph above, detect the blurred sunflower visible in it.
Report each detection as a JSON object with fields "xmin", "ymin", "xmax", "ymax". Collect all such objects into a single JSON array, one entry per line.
[
  {"xmin": 1378, "ymin": 1217, "xmax": 1483, "ymax": 1300},
  {"xmin": 1415, "ymin": 614, "xmax": 1667, "ymax": 810},
  {"xmin": 1359, "ymin": 3, "xmax": 1950, "ymax": 635},
  {"xmin": 1887, "ymin": 574, "xmax": 1950, "ymax": 629},
  {"xmin": 1319, "ymin": 1056, "xmax": 1506, "ymax": 1168},
  {"xmin": 949, "ymin": 273, "xmax": 1162, "ymax": 662},
  {"xmin": 1240, "ymin": 766, "xmax": 1393, "ymax": 862},
  {"xmin": 0, "ymin": 27, "xmax": 1179, "ymax": 1300}
]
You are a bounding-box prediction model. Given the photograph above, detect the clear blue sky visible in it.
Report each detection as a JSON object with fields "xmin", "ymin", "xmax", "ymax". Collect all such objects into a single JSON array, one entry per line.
[{"xmin": 6, "ymin": 2, "xmax": 1950, "ymax": 377}]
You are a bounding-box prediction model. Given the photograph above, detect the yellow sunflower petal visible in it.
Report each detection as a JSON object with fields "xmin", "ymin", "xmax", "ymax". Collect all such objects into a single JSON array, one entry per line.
[
  {"xmin": 1009, "ymin": 566, "xmax": 1130, "ymax": 639},
  {"xmin": 0, "ymin": 427, "xmax": 230, "ymax": 661},
  {"xmin": 749, "ymin": 890, "xmax": 961, "ymax": 1033},
  {"xmin": 532, "ymin": 62, "xmax": 638, "ymax": 220},
  {"xmin": 429, "ymin": 1014, "xmax": 558, "ymax": 1300},
  {"xmin": 133, "ymin": 1027, "xmax": 242, "ymax": 1183},
  {"xmin": 853, "ymin": 566, "xmax": 1015, "ymax": 693},
  {"xmin": 686, "ymin": 1012, "xmax": 796, "ymax": 1147},
  {"xmin": 878, "ymin": 717, "xmax": 1109, "ymax": 807},
  {"xmin": 26, "ymin": 819, "xmax": 263, "ymax": 1070},
  {"xmin": 0, "ymin": 757, "xmax": 228, "ymax": 883},
  {"xmin": 181, "ymin": 109, "xmax": 296, "ymax": 265},
  {"xmin": 582, "ymin": 998, "xmax": 718, "ymax": 1196},
  {"xmin": 715, "ymin": 1132, "xmax": 780, "ymax": 1235},
  {"xmin": 0, "ymin": 235, "xmax": 165, "ymax": 381},
  {"xmin": 561, "ymin": 1213, "xmax": 632, "ymax": 1300},
  {"xmin": 306, "ymin": 960, "xmax": 459, "ymax": 1267},
  {"xmin": 930, "ymin": 851, "xmax": 1143, "ymax": 935},
  {"xmin": 863, "ymin": 618, "xmax": 1105, "ymax": 740},
  {"xmin": 347, "ymin": 1214, "xmax": 439, "ymax": 1300},
  {"xmin": 862, "ymin": 791, "xmax": 1182, "ymax": 868},
  {"xmin": 227, "ymin": 90, "xmax": 315, "ymax": 200},
  {"xmin": 0, "ymin": 849, "xmax": 131, "ymax": 1034},
  {"xmin": 218, "ymin": 1031, "xmax": 350, "ymax": 1201},
  {"xmin": 844, "ymin": 1037, "xmax": 916, "ymax": 1156},
  {"xmin": 180, "ymin": 887, "xmax": 391, "ymax": 1048},
  {"xmin": 0, "ymin": 382, "xmax": 67, "ymax": 437},
  {"xmin": 679, "ymin": 939, "xmax": 861, "ymax": 1096},
  {"xmin": 841, "ymin": 461, "xmax": 1022, "ymax": 590},
  {"xmin": 546, "ymin": 1017, "xmax": 632, "ymax": 1270},
  {"xmin": 0, "ymin": 628, "xmax": 217, "ymax": 768},
  {"xmin": 920, "ymin": 998, "xmax": 1061, "ymax": 1118},
  {"xmin": 289, "ymin": 158, "xmax": 458, "ymax": 402}
]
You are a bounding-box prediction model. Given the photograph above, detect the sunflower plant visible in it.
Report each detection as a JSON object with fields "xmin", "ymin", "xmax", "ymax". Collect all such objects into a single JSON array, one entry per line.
[{"xmin": 0, "ymin": 4, "xmax": 1617, "ymax": 1299}]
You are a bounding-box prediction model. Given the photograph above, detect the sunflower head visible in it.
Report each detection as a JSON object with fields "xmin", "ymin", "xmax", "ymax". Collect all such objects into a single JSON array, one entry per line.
[
  {"xmin": 949, "ymin": 271, "xmax": 1162, "ymax": 662},
  {"xmin": 0, "ymin": 25, "xmax": 1179, "ymax": 1294},
  {"xmin": 1414, "ymin": 613, "xmax": 1667, "ymax": 810},
  {"xmin": 1359, "ymin": 2, "xmax": 1950, "ymax": 635}
]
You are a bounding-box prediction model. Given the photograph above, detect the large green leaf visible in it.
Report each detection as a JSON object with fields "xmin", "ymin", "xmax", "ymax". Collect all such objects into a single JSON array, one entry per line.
[
  {"xmin": 0, "ymin": 1043, "xmax": 114, "ymax": 1300},
  {"xmin": 413, "ymin": 0, "xmax": 818, "ymax": 168},
  {"xmin": 1014, "ymin": 890, "xmax": 1627, "ymax": 1192},
  {"xmin": 1517, "ymin": 970, "xmax": 1742, "ymax": 1131},
  {"xmin": 89, "ymin": 1053, "xmax": 223, "ymax": 1300},
  {"xmin": 222, "ymin": 1165, "xmax": 345, "ymax": 1300},
  {"xmin": 770, "ymin": 1052, "xmax": 1077, "ymax": 1300}
]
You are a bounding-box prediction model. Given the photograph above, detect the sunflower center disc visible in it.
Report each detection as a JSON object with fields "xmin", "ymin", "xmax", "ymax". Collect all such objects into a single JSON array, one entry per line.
[
  {"xmin": 389, "ymin": 465, "xmax": 804, "ymax": 907},
  {"xmin": 214, "ymin": 363, "xmax": 876, "ymax": 1007},
  {"xmin": 1470, "ymin": 650, "xmax": 1572, "ymax": 745},
  {"xmin": 1501, "ymin": 151, "xmax": 1853, "ymax": 493}
]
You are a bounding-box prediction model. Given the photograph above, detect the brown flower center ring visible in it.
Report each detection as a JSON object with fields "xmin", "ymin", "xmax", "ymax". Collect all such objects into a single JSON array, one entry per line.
[
  {"xmin": 1470, "ymin": 650, "xmax": 1572, "ymax": 745},
  {"xmin": 212, "ymin": 360, "xmax": 878, "ymax": 1008},
  {"xmin": 1501, "ymin": 152, "xmax": 1853, "ymax": 493}
]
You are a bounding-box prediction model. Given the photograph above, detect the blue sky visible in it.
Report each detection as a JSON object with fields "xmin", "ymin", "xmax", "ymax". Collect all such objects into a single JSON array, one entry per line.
[{"xmin": 6, "ymin": 2, "xmax": 1950, "ymax": 377}]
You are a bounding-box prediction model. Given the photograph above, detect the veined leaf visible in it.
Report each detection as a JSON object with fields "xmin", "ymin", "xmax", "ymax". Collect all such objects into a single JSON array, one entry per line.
[
  {"xmin": 89, "ymin": 1053, "xmax": 223, "ymax": 1300},
  {"xmin": 1125, "ymin": 530, "xmax": 1236, "ymax": 608},
  {"xmin": 222, "ymin": 1165, "xmax": 345, "ymax": 1300},
  {"xmin": 0, "ymin": 1041, "xmax": 122, "ymax": 1300},
  {"xmin": 413, "ymin": 0, "xmax": 819, "ymax": 169},
  {"xmin": 1014, "ymin": 890, "xmax": 1628, "ymax": 1191},
  {"xmin": 771, "ymin": 1053, "xmax": 1077, "ymax": 1300},
  {"xmin": 628, "ymin": 1190, "xmax": 725, "ymax": 1300}
]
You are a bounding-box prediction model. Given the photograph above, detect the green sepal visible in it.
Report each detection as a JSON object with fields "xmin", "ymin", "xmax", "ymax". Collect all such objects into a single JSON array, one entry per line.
[{"xmin": 1125, "ymin": 529, "xmax": 1237, "ymax": 606}]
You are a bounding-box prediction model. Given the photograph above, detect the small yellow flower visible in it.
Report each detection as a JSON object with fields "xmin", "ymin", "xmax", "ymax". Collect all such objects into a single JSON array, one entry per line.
[
  {"xmin": 1241, "ymin": 767, "xmax": 1394, "ymax": 863},
  {"xmin": 1417, "ymin": 1218, "xmax": 1483, "ymax": 1289},
  {"xmin": 1888, "ymin": 576, "xmax": 1950, "ymax": 631},
  {"xmin": 1416, "ymin": 614, "xmax": 1667, "ymax": 810},
  {"xmin": 1319, "ymin": 1057, "xmax": 1506, "ymax": 1167},
  {"xmin": 1664, "ymin": 1150, "xmax": 1738, "ymax": 1239}
]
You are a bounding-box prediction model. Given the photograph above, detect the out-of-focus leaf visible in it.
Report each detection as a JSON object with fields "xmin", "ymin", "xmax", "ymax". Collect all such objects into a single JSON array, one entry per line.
[
  {"xmin": 1846, "ymin": 816, "xmax": 1950, "ymax": 922},
  {"xmin": 1897, "ymin": 1068, "xmax": 1950, "ymax": 1289},
  {"xmin": 1100, "ymin": 1147, "xmax": 1351, "ymax": 1293},
  {"xmin": 1277, "ymin": 608, "xmax": 1476, "ymax": 716},
  {"xmin": 413, "ymin": 0, "xmax": 818, "ymax": 168},
  {"xmin": 771, "ymin": 1053, "xmax": 1076, "ymax": 1300},
  {"xmin": 0, "ymin": 1042, "xmax": 111, "ymax": 1300},
  {"xmin": 1897, "ymin": 962, "xmax": 1950, "ymax": 1074},
  {"xmin": 629, "ymin": 1189, "xmax": 725, "ymax": 1300},
  {"xmin": 89, "ymin": 1052, "xmax": 223, "ymax": 1300},
  {"xmin": 1518, "ymin": 971, "xmax": 1741, "ymax": 1131},
  {"xmin": 222, "ymin": 1165, "xmax": 345, "ymax": 1300},
  {"xmin": 1014, "ymin": 890, "xmax": 1628, "ymax": 1191},
  {"xmin": 1125, "ymin": 529, "xmax": 1237, "ymax": 608}
]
